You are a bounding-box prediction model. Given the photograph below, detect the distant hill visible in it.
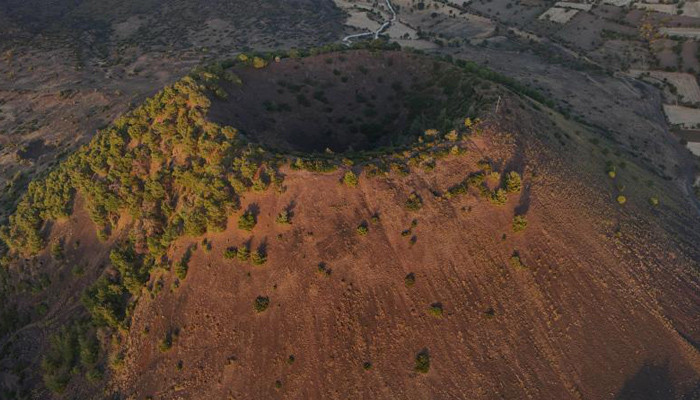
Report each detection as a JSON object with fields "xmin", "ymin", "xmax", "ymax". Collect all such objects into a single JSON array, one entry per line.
[{"xmin": 0, "ymin": 0, "xmax": 343, "ymax": 58}]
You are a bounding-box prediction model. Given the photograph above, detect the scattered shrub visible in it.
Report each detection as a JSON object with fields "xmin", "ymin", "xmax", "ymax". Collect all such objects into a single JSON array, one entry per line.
[
  {"xmin": 254, "ymin": 296, "xmax": 270, "ymax": 313},
  {"xmin": 509, "ymin": 251, "xmax": 526, "ymax": 269},
  {"xmin": 237, "ymin": 245, "xmax": 250, "ymax": 261},
  {"xmin": 174, "ymin": 260, "xmax": 188, "ymax": 280},
  {"xmin": 512, "ymin": 215, "xmax": 528, "ymax": 232},
  {"xmin": 202, "ymin": 238, "xmax": 212, "ymax": 252},
  {"xmin": 317, "ymin": 262, "xmax": 332, "ymax": 277},
  {"xmin": 252, "ymin": 57, "xmax": 268, "ymax": 69},
  {"xmin": 357, "ymin": 224, "xmax": 369, "ymax": 236},
  {"xmin": 224, "ymin": 247, "xmax": 237, "ymax": 259},
  {"xmin": 251, "ymin": 249, "xmax": 267, "ymax": 265},
  {"xmin": 343, "ymin": 170, "xmax": 359, "ymax": 187},
  {"xmin": 363, "ymin": 361, "xmax": 373, "ymax": 370},
  {"xmin": 276, "ymin": 210, "xmax": 291, "ymax": 224},
  {"xmin": 50, "ymin": 241, "xmax": 64, "ymax": 260},
  {"xmin": 159, "ymin": 330, "xmax": 174, "ymax": 352},
  {"xmin": 490, "ymin": 189, "xmax": 508, "ymax": 205},
  {"xmin": 415, "ymin": 350, "xmax": 430, "ymax": 373},
  {"xmin": 504, "ymin": 171, "xmax": 522, "ymax": 193},
  {"xmin": 428, "ymin": 303, "xmax": 444, "ymax": 318},
  {"xmin": 405, "ymin": 273, "xmax": 416, "ymax": 287},
  {"xmin": 649, "ymin": 197, "xmax": 659, "ymax": 207},
  {"xmin": 405, "ymin": 192, "xmax": 423, "ymax": 211},
  {"xmin": 238, "ymin": 211, "xmax": 257, "ymax": 231},
  {"xmin": 616, "ymin": 195, "xmax": 627, "ymax": 205}
]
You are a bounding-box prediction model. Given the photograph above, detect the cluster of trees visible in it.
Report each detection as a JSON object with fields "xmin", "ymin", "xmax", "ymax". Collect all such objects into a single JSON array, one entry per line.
[
  {"xmin": 2, "ymin": 63, "xmax": 282, "ymax": 391},
  {"xmin": 2, "ymin": 66, "xmax": 277, "ymax": 260},
  {"xmin": 41, "ymin": 321, "xmax": 101, "ymax": 394}
]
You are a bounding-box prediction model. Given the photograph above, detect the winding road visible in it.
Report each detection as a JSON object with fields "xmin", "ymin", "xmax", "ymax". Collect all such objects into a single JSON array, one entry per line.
[{"xmin": 342, "ymin": 0, "xmax": 397, "ymax": 44}]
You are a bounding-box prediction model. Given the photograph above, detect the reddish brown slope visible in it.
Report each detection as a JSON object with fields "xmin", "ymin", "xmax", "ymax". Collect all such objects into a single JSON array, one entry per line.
[{"xmin": 112, "ymin": 108, "xmax": 700, "ymax": 399}]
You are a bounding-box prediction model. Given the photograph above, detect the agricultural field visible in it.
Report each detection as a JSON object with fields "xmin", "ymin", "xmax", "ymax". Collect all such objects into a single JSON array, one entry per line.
[
  {"xmin": 539, "ymin": 7, "xmax": 580, "ymax": 24},
  {"xmin": 629, "ymin": 70, "xmax": 700, "ymax": 104},
  {"xmin": 663, "ymin": 104, "xmax": 700, "ymax": 128}
]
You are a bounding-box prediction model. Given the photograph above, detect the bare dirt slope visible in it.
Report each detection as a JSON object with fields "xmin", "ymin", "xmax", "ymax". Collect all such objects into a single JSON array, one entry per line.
[{"xmin": 112, "ymin": 105, "xmax": 700, "ymax": 399}]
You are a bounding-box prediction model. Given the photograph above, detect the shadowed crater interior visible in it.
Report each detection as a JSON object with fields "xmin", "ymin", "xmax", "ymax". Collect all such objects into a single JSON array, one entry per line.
[{"xmin": 208, "ymin": 50, "xmax": 489, "ymax": 154}]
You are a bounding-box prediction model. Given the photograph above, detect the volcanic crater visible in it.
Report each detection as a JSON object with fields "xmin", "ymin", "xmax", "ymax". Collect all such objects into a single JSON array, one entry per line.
[{"xmin": 209, "ymin": 50, "xmax": 493, "ymax": 154}]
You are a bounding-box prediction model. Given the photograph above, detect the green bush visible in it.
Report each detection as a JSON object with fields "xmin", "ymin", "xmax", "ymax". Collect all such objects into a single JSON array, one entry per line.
[
  {"xmin": 404, "ymin": 273, "xmax": 416, "ymax": 287},
  {"xmin": 649, "ymin": 197, "xmax": 659, "ymax": 206},
  {"xmin": 237, "ymin": 245, "xmax": 250, "ymax": 261},
  {"xmin": 291, "ymin": 158, "xmax": 337, "ymax": 173},
  {"xmin": 490, "ymin": 188, "xmax": 508, "ymax": 205},
  {"xmin": 275, "ymin": 210, "xmax": 291, "ymax": 224},
  {"xmin": 415, "ymin": 350, "xmax": 430, "ymax": 373},
  {"xmin": 405, "ymin": 192, "xmax": 423, "ymax": 211},
  {"xmin": 428, "ymin": 303, "xmax": 443, "ymax": 318},
  {"xmin": 42, "ymin": 327, "xmax": 79, "ymax": 393},
  {"xmin": 317, "ymin": 262, "xmax": 332, "ymax": 277},
  {"xmin": 50, "ymin": 241, "xmax": 64, "ymax": 260},
  {"xmin": 251, "ymin": 249, "xmax": 267, "ymax": 265},
  {"xmin": 174, "ymin": 260, "xmax": 188, "ymax": 280},
  {"xmin": 616, "ymin": 195, "xmax": 627, "ymax": 205},
  {"xmin": 238, "ymin": 211, "xmax": 257, "ymax": 231},
  {"xmin": 343, "ymin": 170, "xmax": 359, "ymax": 187},
  {"xmin": 504, "ymin": 171, "xmax": 522, "ymax": 193},
  {"xmin": 512, "ymin": 215, "xmax": 528, "ymax": 232},
  {"xmin": 254, "ymin": 296, "xmax": 270, "ymax": 313},
  {"xmin": 224, "ymin": 247, "xmax": 237, "ymax": 259},
  {"xmin": 159, "ymin": 331, "xmax": 174, "ymax": 352},
  {"xmin": 509, "ymin": 252, "xmax": 526, "ymax": 269},
  {"xmin": 357, "ymin": 224, "xmax": 369, "ymax": 236}
]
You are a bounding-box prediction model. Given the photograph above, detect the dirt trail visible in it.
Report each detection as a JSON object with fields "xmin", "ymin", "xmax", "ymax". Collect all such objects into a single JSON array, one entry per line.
[{"xmin": 342, "ymin": 0, "xmax": 397, "ymax": 44}]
